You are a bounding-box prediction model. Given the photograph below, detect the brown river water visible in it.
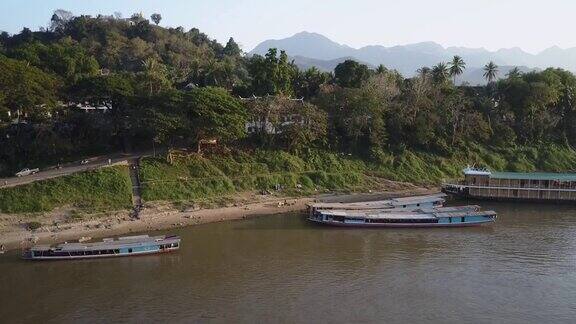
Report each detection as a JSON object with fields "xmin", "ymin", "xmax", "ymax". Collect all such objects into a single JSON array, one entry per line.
[{"xmin": 1, "ymin": 201, "xmax": 576, "ymax": 323}]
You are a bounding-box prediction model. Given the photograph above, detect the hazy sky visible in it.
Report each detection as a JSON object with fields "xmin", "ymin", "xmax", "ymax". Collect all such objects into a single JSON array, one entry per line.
[{"xmin": 1, "ymin": 0, "xmax": 574, "ymax": 54}]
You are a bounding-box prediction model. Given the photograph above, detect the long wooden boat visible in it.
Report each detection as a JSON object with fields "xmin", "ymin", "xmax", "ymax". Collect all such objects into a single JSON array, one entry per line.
[
  {"xmin": 22, "ymin": 235, "xmax": 180, "ymax": 260},
  {"xmin": 309, "ymin": 206, "xmax": 496, "ymax": 228},
  {"xmin": 307, "ymin": 194, "xmax": 447, "ymax": 217}
]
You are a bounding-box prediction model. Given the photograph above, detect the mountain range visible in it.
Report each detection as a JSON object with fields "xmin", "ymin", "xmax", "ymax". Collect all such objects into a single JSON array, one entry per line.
[{"xmin": 249, "ymin": 32, "xmax": 576, "ymax": 85}]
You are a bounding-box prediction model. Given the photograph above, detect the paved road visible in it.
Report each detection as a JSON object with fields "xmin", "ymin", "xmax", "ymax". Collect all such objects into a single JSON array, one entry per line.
[{"xmin": 0, "ymin": 152, "xmax": 152, "ymax": 188}]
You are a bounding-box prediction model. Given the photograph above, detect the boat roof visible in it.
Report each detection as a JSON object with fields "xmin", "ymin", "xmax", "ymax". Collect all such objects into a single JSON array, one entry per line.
[
  {"xmin": 433, "ymin": 210, "xmax": 497, "ymax": 218},
  {"xmin": 389, "ymin": 194, "xmax": 447, "ymax": 206},
  {"xmin": 365, "ymin": 213, "xmax": 436, "ymax": 220},
  {"xmin": 317, "ymin": 205, "xmax": 479, "ymax": 216},
  {"xmin": 309, "ymin": 194, "xmax": 446, "ymax": 210},
  {"xmin": 490, "ymin": 171, "xmax": 576, "ymax": 181},
  {"xmin": 30, "ymin": 235, "xmax": 179, "ymax": 251}
]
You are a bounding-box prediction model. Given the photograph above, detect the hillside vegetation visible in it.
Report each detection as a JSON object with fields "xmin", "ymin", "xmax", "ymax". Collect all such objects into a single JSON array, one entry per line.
[
  {"xmin": 139, "ymin": 150, "xmax": 366, "ymax": 202},
  {"xmin": 139, "ymin": 145, "xmax": 576, "ymax": 203},
  {"xmin": 0, "ymin": 166, "xmax": 132, "ymax": 214}
]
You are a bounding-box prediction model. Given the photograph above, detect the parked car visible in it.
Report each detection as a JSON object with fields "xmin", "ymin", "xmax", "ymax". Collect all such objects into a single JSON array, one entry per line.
[
  {"xmin": 80, "ymin": 159, "xmax": 90, "ymax": 165},
  {"xmin": 15, "ymin": 168, "xmax": 39, "ymax": 177}
]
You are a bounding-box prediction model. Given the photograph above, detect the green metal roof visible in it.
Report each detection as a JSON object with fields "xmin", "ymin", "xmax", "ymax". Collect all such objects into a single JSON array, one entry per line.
[{"xmin": 491, "ymin": 171, "xmax": 576, "ymax": 181}]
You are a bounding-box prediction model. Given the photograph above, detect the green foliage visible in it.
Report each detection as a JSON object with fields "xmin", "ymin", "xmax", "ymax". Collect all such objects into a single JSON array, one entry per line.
[
  {"xmin": 0, "ymin": 55, "xmax": 58, "ymax": 119},
  {"xmin": 247, "ymin": 48, "xmax": 298, "ymax": 95},
  {"xmin": 139, "ymin": 150, "xmax": 366, "ymax": 202},
  {"xmin": 184, "ymin": 87, "xmax": 247, "ymax": 144},
  {"xmin": 10, "ymin": 37, "xmax": 99, "ymax": 81},
  {"xmin": 0, "ymin": 166, "xmax": 132, "ymax": 213},
  {"xmin": 334, "ymin": 59, "xmax": 370, "ymax": 88}
]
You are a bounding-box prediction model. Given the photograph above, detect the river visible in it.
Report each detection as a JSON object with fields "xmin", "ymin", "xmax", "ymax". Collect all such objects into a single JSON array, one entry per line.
[{"xmin": 1, "ymin": 201, "xmax": 575, "ymax": 323}]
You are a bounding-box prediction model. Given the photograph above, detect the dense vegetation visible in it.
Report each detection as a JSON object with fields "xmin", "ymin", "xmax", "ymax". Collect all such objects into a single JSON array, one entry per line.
[
  {"xmin": 1, "ymin": 10, "xmax": 576, "ymax": 183},
  {"xmin": 139, "ymin": 150, "xmax": 366, "ymax": 203},
  {"xmin": 0, "ymin": 166, "xmax": 132, "ymax": 213}
]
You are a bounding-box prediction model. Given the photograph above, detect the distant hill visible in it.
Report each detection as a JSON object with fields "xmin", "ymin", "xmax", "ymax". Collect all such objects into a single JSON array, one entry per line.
[
  {"xmin": 250, "ymin": 32, "xmax": 575, "ymax": 84},
  {"xmin": 250, "ymin": 32, "xmax": 357, "ymax": 61}
]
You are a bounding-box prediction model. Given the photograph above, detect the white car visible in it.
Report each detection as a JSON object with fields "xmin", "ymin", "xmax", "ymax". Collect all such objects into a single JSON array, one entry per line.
[{"xmin": 15, "ymin": 168, "xmax": 39, "ymax": 177}]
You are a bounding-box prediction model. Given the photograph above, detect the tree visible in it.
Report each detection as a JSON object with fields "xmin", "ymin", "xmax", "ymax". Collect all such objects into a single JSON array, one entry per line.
[
  {"xmin": 223, "ymin": 37, "xmax": 241, "ymax": 57},
  {"xmin": 50, "ymin": 9, "xmax": 74, "ymax": 32},
  {"xmin": 449, "ymin": 56, "xmax": 466, "ymax": 85},
  {"xmin": 507, "ymin": 67, "xmax": 522, "ymax": 79},
  {"xmin": 376, "ymin": 64, "xmax": 387, "ymax": 74},
  {"xmin": 150, "ymin": 13, "xmax": 162, "ymax": 25},
  {"xmin": 294, "ymin": 67, "xmax": 330, "ymax": 99},
  {"xmin": 247, "ymin": 48, "xmax": 297, "ymax": 95},
  {"xmin": 334, "ymin": 59, "xmax": 370, "ymax": 88},
  {"xmin": 139, "ymin": 57, "xmax": 171, "ymax": 96},
  {"xmin": 416, "ymin": 67, "xmax": 431, "ymax": 79},
  {"xmin": 0, "ymin": 55, "xmax": 58, "ymax": 119},
  {"xmin": 483, "ymin": 61, "xmax": 499, "ymax": 83},
  {"xmin": 432, "ymin": 63, "xmax": 449, "ymax": 83},
  {"xmin": 11, "ymin": 37, "xmax": 100, "ymax": 81},
  {"xmin": 183, "ymin": 87, "xmax": 247, "ymax": 151}
]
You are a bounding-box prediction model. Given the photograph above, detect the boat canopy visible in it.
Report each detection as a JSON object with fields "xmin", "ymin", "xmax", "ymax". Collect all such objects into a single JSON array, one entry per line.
[
  {"xmin": 490, "ymin": 172, "xmax": 576, "ymax": 181},
  {"xmin": 433, "ymin": 210, "xmax": 497, "ymax": 218},
  {"xmin": 389, "ymin": 194, "xmax": 447, "ymax": 206},
  {"xmin": 308, "ymin": 193, "xmax": 446, "ymax": 210}
]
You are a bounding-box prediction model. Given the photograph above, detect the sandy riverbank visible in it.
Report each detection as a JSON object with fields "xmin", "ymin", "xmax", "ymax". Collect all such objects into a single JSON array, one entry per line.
[{"xmin": 0, "ymin": 187, "xmax": 437, "ymax": 252}]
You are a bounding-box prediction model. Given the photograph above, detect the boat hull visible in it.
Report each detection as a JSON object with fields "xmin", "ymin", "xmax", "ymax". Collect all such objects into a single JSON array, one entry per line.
[
  {"xmin": 307, "ymin": 218, "xmax": 494, "ymax": 228},
  {"xmin": 22, "ymin": 247, "xmax": 179, "ymax": 261}
]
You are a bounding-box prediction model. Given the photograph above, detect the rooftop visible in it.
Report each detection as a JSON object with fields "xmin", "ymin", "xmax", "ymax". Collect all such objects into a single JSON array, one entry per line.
[
  {"xmin": 490, "ymin": 172, "xmax": 576, "ymax": 181},
  {"xmin": 308, "ymin": 194, "xmax": 446, "ymax": 210}
]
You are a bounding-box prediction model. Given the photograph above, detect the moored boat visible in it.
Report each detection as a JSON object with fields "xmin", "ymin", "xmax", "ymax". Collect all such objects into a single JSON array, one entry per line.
[
  {"xmin": 307, "ymin": 193, "xmax": 447, "ymax": 217},
  {"xmin": 309, "ymin": 207, "xmax": 496, "ymax": 228},
  {"xmin": 22, "ymin": 235, "xmax": 180, "ymax": 260},
  {"xmin": 442, "ymin": 167, "xmax": 576, "ymax": 203}
]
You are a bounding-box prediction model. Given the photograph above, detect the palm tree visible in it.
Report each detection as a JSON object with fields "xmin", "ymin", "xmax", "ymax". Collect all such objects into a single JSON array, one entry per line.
[
  {"xmin": 432, "ymin": 63, "xmax": 449, "ymax": 83},
  {"xmin": 376, "ymin": 64, "xmax": 387, "ymax": 74},
  {"xmin": 483, "ymin": 61, "xmax": 499, "ymax": 83},
  {"xmin": 449, "ymin": 55, "xmax": 466, "ymax": 85},
  {"xmin": 506, "ymin": 67, "xmax": 522, "ymax": 79},
  {"xmin": 416, "ymin": 66, "xmax": 431, "ymax": 79}
]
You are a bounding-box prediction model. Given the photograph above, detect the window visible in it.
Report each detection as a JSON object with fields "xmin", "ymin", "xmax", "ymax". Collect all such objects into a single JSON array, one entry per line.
[{"xmin": 128, "ymin": 248, "xmax": 133, "ymax": 253}]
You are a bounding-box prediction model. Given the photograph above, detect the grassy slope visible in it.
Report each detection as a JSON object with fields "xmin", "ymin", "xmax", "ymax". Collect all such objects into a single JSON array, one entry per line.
[
  {"xmin": 140, "ymin": 145, "xmax": 576, "ymax": 203},
  {"xmin": 0, "ymin": 166, "xmax": 133, "ymax": 214},
  {"xmin": 139, "ymin": 150, "xmax": 366, "ymax": 202}
]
